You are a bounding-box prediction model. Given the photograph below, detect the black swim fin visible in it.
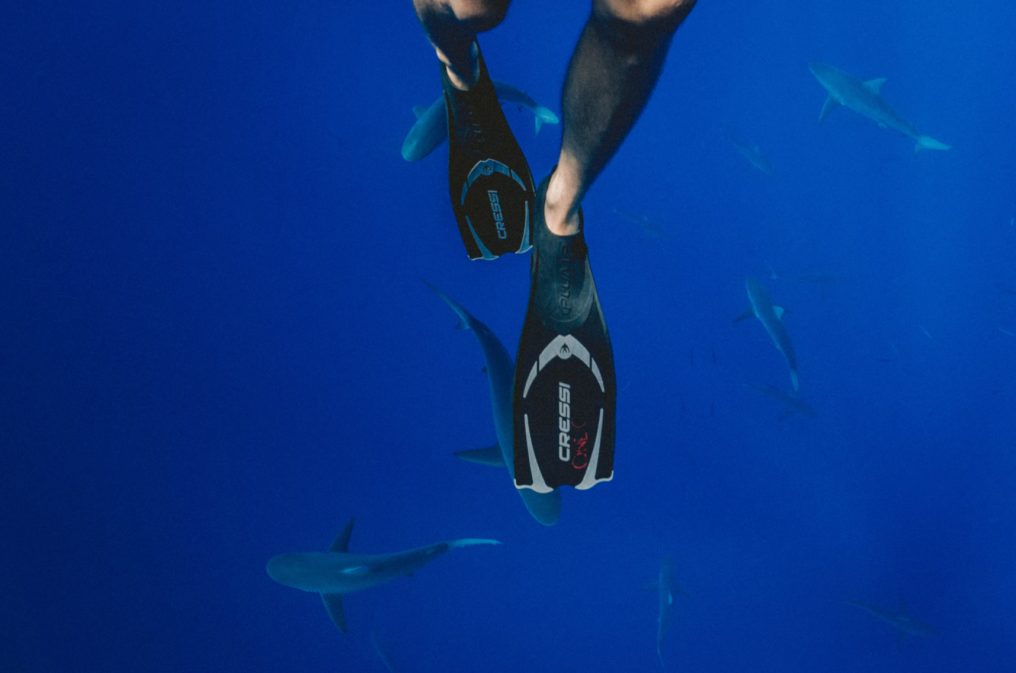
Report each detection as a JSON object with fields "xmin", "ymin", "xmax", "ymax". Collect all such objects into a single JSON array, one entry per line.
[
  {"xmin": 512, "ymin": 173, "xmax": 616, "ymax": 492},
  {"xmin": 442, "ymin": 42, "xmax": 534, "ymax": 260}
]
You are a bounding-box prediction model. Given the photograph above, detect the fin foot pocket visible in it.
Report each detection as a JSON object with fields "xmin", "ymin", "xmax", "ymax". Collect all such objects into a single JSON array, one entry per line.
[
  {"xmin": 512, "ymin": 174, "xmax": 616, "ymax": 491},
  {"xmin": 443, "ymin": 42, "xmax": 534, "ymax": 260}
]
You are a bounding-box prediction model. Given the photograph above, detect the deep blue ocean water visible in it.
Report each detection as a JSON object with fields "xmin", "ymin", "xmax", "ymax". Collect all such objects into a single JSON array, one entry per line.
[{"xmin": 2, "ymin": 1, "xmax": 1015, "ymax": 671}]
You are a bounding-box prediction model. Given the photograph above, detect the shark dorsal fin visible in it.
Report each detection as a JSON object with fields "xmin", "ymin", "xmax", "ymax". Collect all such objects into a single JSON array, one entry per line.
[
  {"xmin": 322, "ymin": 593, "xmax": 347, "ymax": 633},
  {"xmin": 329, "ymin": 518, "xmax": 355, "ymax": 553},
  {"xmin": 773, "ymin": 306, "xmax": 786, "ymax": 320},
  {"xmin": 863, "ymin": 78, "xmax": 887, "ymax": 94},
  {"xmin": 412, "ymin": 106, "xmax": 428, "ymax": 119}
]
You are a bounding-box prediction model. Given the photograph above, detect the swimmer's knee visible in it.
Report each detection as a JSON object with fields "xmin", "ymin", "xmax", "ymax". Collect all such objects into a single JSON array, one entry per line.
[
  {"xmin": 416, "ymin": 0, "xmax": 511, "ymax": 33},
  {"xmin": 593, "ymin": 0, "xmax": 697, "ymax": 38}
]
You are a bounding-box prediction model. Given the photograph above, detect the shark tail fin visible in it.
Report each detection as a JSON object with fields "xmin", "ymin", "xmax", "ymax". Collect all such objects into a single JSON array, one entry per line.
[
  {"xmin": 454, "ymin": 444, "xmax": 506, "ymax": 467},
  {"xmin": 790, "ymin": 370, "xmax": 799, "ymax": 392},
  {"xmin": 535, "ymin": 115, "xmax": 543, "ymax": 136},
  {"xmin": 914, "ymin": 136, "xmax": 951, "ymax": 153},
  {"xmin": 322, "ymin": 593, "xmax": 347, "ymax": 634}
]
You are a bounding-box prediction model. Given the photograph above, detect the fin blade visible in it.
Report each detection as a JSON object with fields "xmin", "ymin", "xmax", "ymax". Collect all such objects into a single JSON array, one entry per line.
[
  {"xmin": 454, "ymin": 444, "xmax": 507, "ymax": 467},
  {"xmin": 329, "ymin": 518, "xmax": 355, "ymax": 553},
  {"xmin": 322, "ymin": 593, "xmax": 347, "ymax": 634},
  {"xmin": 819, "ymin": 96, "xmax": 841, "ymax": 124}
]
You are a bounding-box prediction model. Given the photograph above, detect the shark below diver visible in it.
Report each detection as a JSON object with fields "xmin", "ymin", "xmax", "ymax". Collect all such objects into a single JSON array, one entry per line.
[
  {"xmin": 809, "ymin": 62, "xmax": 950, "ymax": 153},
  {"xmin": 742, "ymin": 381, "xmax": 817, "ymax": 420},
  {"xmin": 724, "ymin": 130, "xmax": 775, "ymax": 175},
  {"xmin": 428, "ymin": 283, "xmax": 562, "ymax": 526},
  {"xmin": 654, "ymin": 557, "xmax": 687, "ymax": 668},
  {"xmin": 266, "ymin": 518, "xmax": 500, "ymax": 633},
  {"xmin": 849, "ymin": 597, "xmax": 935, "ymax": 649},
  {"xmin": 402, "ymin": 81, "xmax": 559, "ymax": 161},
  {"xmin": 735, "ymin": 277, "xmax": 800, "ymax": 392}
]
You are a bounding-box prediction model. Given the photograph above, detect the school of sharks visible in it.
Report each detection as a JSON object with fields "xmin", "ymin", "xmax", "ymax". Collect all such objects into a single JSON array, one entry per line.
[{"xmin": 266, "ymin": 59, "xmax": 954, "ymax": 669}]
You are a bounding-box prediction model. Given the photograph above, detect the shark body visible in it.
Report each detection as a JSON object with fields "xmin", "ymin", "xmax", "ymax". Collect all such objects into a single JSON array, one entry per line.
[
  {"xmin": 266, "ymin": 518, "xmax": 499, "ymax": 633},
  {"xmin": 428, "ymin": 283, "xmax": 562, "ymax": 526},
  {"xmin": 850, "ymin": 598, "xmax": 935, "ymax": 649},
  {"xmin": 402, "ymin": 81, "xmax": 558, "ymax": 161},
  {"xmin": 725, "ymin": 131, "xmax": 775, "ymax": 175},
  {"xmin": 809, "ymin": 62, "xmax": 950, "ymax": 153},
  {"xmin": 655, "ymin": 557, "xmax": 686, "ymax": 667},
  {"xmin": 735, "ymin": 277, "xmax": 799, "ymax": 392},
  {"xmin": 742, "ymin": 381, "xmax": 817, "ymax": 419}
]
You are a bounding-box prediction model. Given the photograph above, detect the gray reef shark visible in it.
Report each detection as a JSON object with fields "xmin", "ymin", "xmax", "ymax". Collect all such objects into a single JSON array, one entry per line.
[
  {"xmin": 428, "ymin": 283, "xmax": 562, "ymax": 526},
  {"xmin": 742, "ymin": 381, "xmax": 817, "ymax": 420},
  {"xmin": 402, "ymin": 81, "xmax": 559, "ymax": 161},
  {"xmin": 266, "ymin": 518, "xmax": 500, "ymax": 633},
  {"xmin": 809, "ymin": 62, "xmax": 950, "ymax": 153},
  {"xmin": 768, "ymin": 261, "xmax": 842, "ymax": 297},
  {"xmin": 725, "ymin": 130, "xmax": 775, "ymax": 175},
  {"xmin": 653, "ymin": 557, "xmax": 687, "ymax": 667},
  {"xmin": 735, "ymin": 277, "xmax": 799, "ymax": 392},
  {"xmin": 849, "ymin": 597, "xmax": 935, "ymax": 649}
]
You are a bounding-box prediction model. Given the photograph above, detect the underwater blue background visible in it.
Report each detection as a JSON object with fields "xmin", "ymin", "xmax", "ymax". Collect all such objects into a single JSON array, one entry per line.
[{"xmin": 2, "ymin": 0, "xmax": 1015, "ymax": 671}]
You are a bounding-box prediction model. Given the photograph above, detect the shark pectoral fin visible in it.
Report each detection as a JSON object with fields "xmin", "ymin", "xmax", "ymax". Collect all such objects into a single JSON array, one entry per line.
[
  {"xmin": 915, "ymin": 136, "xmax": 951, "ymax": 153},
  {"xmin": 322, "ymin": 593, "xmax": 347, "ymax": 634},
  {"xmin": 773, "ymin": 305, "xmax": 791, "ymax": 320},
  {"xmin": 818, "ymin": 96, "xmax": 841, "ymax": 124},
  {"xmin": 535, "ymin": 115, "xmax": 543, "ymax": 135},
  {"xmin": 412, "ymin": 106, "xmax": 428, "ymax": 119},
  {"xmin": 329, "ymin": 518, "xmax": 355, "ymax": 553},
  {"xmin": 454, "ymin": 444, "xmax": 506, "ymax": 467},
  {"xmin": 863, "ymin": 77, "xmax": 887, "ymax": 93},
  {"xmin": 733, "ymin": 306, "xmax": 755, "ymax": 323}
]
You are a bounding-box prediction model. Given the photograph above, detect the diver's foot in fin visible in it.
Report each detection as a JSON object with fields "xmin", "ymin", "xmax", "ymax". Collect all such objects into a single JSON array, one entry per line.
[
  {"xmin": 513, "ymin": 173, "xmax": 616, "ymax": 492},
  {"xmin": 443, "ymin": 42, "xmax": 534, "ymax": 260}
]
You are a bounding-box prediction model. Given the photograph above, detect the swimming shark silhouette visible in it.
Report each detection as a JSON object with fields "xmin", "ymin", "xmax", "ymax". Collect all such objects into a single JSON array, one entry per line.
[
  {"xmin": 849, "ymin": 597, "xmax": 935, "ymax": 649},
  {"xmin": 735, "ymin": 277, "xmax": 800, "ymax": 392},
  {"xmin": 809, "ymin": 62, "xmax": 950, "ymax": 153},
  {"xmin": 724, "ymin": 129, "xmax": 775, "ymax": 175},
  {"xmin": 402, "ymin": 81, "xmax": 559, "ymax": 161},
  {"xmin": 266, "ymin": 518, "xmax": 500, "ymax": 633},
  {"xmin": 428, "ymin": 283, "xmax": 562, "ymax": 526},
  {"xmin": 653, "ymin": 557, "xmax": 687, "ymax": 667}
]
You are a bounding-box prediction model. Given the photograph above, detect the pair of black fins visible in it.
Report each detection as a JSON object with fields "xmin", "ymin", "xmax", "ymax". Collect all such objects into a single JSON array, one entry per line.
[{"xmin": 438, "ymin": 45, "xmax": 616, "ymax": 494}]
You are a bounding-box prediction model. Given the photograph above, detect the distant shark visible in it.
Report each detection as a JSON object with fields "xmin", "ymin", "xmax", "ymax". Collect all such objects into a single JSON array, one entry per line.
[
  {"xmin": 612, "ymin": 207, "xmax": 668, "ymax": 238},
  {"xmin": 735, "ymin": 277, "xmax": 800, "ymax": 392},
  {"xmin": 654, "ymin": 557, "xmax": 686, "ymax": 667},
  {"xmin": 809, "ymin": 62, "xmax": 950, "ymax": 153},
  {"xmin": 849, "ymin": 597, "xmax": 935, "ymax": 649},
  {"xmin": 767, "ymin": 261, "xmax": 842, "ymax": 297},
  {"xmin": 724, "ymin": 130, "xmax": 775, "ymax": 175},
  {"xmin": 266, "ymin": 518, "xmax": 500, "ymax": 633},
  {"xmin": 742, "ymin": 381, "xmax": 817, "ymax": 420},
  {"xmin": 402, "ymin": 81, "xmax": 559, "ymax": 161},
  {"xmin": 428, "ymin": 283, "xmax": 562, "ymax": 526}
]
